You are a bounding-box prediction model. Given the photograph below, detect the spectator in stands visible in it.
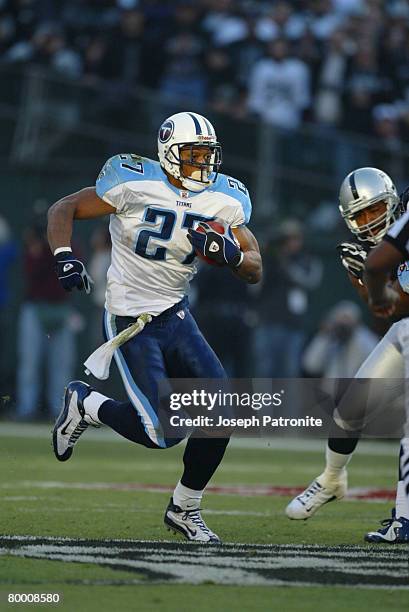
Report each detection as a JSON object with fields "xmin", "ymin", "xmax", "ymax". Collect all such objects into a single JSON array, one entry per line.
[
  {"xmin": 307, "ymin": 0, "xmax": 346, "ymax": 41},
  {"xmin": 254, "ymin": 219, "xmax": 323, "ymax": 378},
  {"xmin": 5, "ymin": 21, "xmax": 82, "ymax": 77},
  {"xmin": 194, "ymin": 265, "xmax": 255, "ymax": 378},
  {"xmin": 1, "ymin": 0, "xmax": 409, "ymax": 141},
  {"xmin": 302, "ymin": 300, "xmax": 378, "ymax": 378},
  {"xmin": 16, "ymin": 221, "xmax": 77, "ymax": 420},
  {"xmin": 202, "ymin": 0, "xmax": 248, "ymax": 47},
  {"xmin": 247, "ymin": 38, "xmax": 311, "ymax": 129},
  {"xmin": 342, "ymin": 43, "xmax": 388, "ymax": 135},
  {"xmin": 371, "ymin": 103, "xmax": 405, "ymax": 184},
  {"xmin": 314, "ymin": 28, "xmax": 351, "ymax": 126},
  {"xmin": 159, "ymin": 28, "xmax": 206, "ymax": 107},
  {"xmin": 203, "ymin": 46, "xmax": 239, "ymax": 115},
  {"xmin": 226, "ymin": 16, "xmax": 265, "ymax": 87},
  {"xmin": 0, "ymin": 216, "xmax": 17, "ymax": 413},
  {"xmin": 0, "ymin": 10, "xmax": 16, "ymax": 55},
  {"xmin": 81, "ymin": 35, "xmax": 108, "ymax": 86},
  {"xmin": 255, "ymin": 1, "xmax": 305, "ymax": 42},
  {"xmin": 99, "ymin": 9, "xmax": 150, "ymax": 88}
]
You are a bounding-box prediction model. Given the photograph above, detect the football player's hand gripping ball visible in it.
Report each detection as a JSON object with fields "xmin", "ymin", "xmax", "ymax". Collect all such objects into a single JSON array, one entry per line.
[
  {"xmin": 55, "ymin": 251, "xmax": 93, "ymax": 294},
  {"xmin": 336, "ymin": 242, "xmax": 368, "ymax": 280},
  {"xmin": 187, "ymin": 219, "xmax": 243, "ymax": 268}
]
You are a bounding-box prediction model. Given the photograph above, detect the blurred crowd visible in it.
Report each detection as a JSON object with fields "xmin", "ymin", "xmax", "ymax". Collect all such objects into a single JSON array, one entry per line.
[{"xmin": 2, "ymin": 0, "xmax": 409, "ymax": 141}]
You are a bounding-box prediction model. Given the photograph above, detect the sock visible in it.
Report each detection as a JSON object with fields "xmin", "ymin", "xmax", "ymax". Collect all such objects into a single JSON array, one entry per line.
[
  {"xmin": 321, "ymin": 445, "xmax": 352, "ymax": 481},
  {"xmin": 173, "ymin": 480, "xmax": 204, "ymax": 511},
  {"xmin": 328, "ymin": 434, "xmax": 360, "ymax": 455},
  {"xmin": 181, "ymin": 436, "xmax": 230, "ymax": 490},
  {"xmin": 83, "ymin": 391, "xmax": 109, "ymax": 425},
  {"xmin": 395, "ymin": 480, "xmax": 409, "ymax": 519}
]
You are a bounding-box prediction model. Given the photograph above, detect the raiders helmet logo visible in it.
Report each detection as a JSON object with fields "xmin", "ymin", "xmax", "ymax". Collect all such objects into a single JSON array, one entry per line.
[{"xmin": 159, "ymin": 120, "xmax": 174, "ymax": 143}]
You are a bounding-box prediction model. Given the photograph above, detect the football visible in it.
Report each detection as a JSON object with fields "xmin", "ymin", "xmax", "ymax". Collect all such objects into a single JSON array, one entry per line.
[{"xmin": 194, "ymin": 220, "xmax": 226, "ymax": 266}]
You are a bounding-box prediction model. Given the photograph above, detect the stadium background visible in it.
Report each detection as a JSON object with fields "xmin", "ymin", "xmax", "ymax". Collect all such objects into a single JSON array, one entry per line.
[{"xmin": 1, "ymin": 0, "xmax": 409, "ymax": 415}]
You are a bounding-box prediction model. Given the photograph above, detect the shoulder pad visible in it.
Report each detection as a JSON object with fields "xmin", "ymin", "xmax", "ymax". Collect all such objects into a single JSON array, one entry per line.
[
  {"xmin": 96, "ymin": 154, "xmax": 160, "ymax": 199},
  {"xmin": 214, "ymin": 174, "xmax": 252, "ymax": 224}
]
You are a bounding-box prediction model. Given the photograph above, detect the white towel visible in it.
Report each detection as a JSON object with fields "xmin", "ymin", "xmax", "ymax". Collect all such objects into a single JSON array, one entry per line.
[{"xmin": 84, "ymin": 313, "xmax": 152, "ymax": 380}]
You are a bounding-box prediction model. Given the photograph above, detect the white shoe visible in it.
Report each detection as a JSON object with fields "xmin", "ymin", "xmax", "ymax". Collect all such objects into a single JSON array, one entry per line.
[
  {"xmin": 285, "ymin": 471, "xmax": 347, "ymax": 520},
  {"xmin": 164, "ymin": 498, "xmax": 221, "ymax": 544},
  {"xmin": 52, "ymin": 380, "xmax": 99, "ymax": 462}
]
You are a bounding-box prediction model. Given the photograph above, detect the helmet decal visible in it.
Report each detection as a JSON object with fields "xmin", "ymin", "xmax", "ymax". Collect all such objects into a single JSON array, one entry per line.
[
  {"xmin": 202, "ymin": 116, "xmax": 215, "ymax": 136},
  {"xmin": 348, "ymin": 172, "xmax": 359, "ymax": 199},
  {"xmin": 159, "ymin": 120, "xmax": 174, "ymax": 144},
  {"xmin": 187, "ymin": 112, "xmax": 203, "ymax": 135}
]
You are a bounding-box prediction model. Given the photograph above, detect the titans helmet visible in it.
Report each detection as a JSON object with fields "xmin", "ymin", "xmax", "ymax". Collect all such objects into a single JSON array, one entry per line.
[{"xmin": 157, "ymin": 111, "xmax": 222, "ymax": 192}]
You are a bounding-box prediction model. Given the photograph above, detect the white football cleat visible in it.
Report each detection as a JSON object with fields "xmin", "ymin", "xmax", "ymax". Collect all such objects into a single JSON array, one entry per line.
[
  {"xmin": 53, "ymin": 380, "xmax": 99, "ymax": 462},
  {"xmin": 285, "ymin": 471, "xmax": 347, "ymax": 520},
  {"xmin": 164, "ymin": 498, "xmax": 221, "ymax": 544}
]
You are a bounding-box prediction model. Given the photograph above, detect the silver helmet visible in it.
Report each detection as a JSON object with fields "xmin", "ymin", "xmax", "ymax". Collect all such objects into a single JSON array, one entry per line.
[{"xmin": 339, "ymin": 167, "xmax": 400, "ymax": 244}]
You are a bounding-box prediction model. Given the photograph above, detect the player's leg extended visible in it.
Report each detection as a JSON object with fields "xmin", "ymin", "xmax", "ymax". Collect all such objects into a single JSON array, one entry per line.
[
  {"xmin": 53, "ymin": 310, "xmax": 181, "ymax": 461},
  {"xmin": 163, "ymin": 307, "xmax": 229, "ymax": 543},
  {"xmin": 97, "ymin": 310, "xmax": 182, "ymax": 449},
  {"xmin": 392, "ymin": 320, "xmax": 409, "ymax": 542},
  {"xmin": 366, "ymin": 441, "xmax": 409, "ymax": 543},
  {"xmin": 286, "ymin": 324, "xmax": 404, "ymax": 520}
]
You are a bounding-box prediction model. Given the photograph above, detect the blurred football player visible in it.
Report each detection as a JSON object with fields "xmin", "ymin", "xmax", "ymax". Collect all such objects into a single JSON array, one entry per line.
[
  {"xmin": 286, "ymin": 167, "xmax": 409, "ymax": 543},
  {"xmin": 47, "ymin": 111, "xmax": 262, "ymax": 544},
  {"xmin": 364, "ymin": 187, "xmax": 409, "ymax": 542}
]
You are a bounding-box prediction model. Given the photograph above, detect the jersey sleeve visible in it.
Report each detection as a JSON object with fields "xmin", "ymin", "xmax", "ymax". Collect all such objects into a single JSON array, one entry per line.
[
  {"xmin": 96, "ymin": 154, "xmax": 148, "ymax": 213},
  {"xmin": 384, "ymin": 210, "xmax": 409, "ymax": 258},
  {"xmin": 96, "ymin": 155, "xmax": 125, "ymax": 211},
  {"xmin": 230, "ymin": 190, "xmax": 252, "ymax": 227},
  {"xmin": 219, "ymin": 175, "xmax": 252, "ymax": 227}
]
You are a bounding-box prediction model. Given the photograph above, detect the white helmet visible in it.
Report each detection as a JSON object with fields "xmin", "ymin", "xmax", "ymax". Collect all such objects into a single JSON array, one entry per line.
[
  {"xmin": 339, "ymin": 167, "xmax": 401, "ymax": 244},
  {"xmin": 158, "ymin": 111, "xmax": 222, "ymax": 192}
]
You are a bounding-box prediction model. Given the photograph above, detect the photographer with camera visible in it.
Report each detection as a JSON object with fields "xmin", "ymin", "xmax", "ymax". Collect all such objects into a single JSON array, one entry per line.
[{"xmin": 302, "ymin": 300, "xmax": 378, "ymax": 379}]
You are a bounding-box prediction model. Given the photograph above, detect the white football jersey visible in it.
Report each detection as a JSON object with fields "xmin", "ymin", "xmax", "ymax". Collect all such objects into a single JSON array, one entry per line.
[{"xmin": 95, "ymin": 154, "xmax": 252, "ymax": 317}]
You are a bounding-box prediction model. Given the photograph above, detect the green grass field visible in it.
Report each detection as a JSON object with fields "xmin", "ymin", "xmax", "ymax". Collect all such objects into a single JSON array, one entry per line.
[{"xmin": 1, "ymin": 425, "xmax": 409, "ymax": 611}]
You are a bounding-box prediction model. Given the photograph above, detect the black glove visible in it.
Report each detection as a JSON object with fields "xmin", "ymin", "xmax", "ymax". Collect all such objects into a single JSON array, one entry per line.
[
  {"xmin": 55, "ymin": 251, "xmax": 93, "ymax": 294},
  {"xmin": 336, "ymin": 242, "xmax": 368, "ymax": 280},
  {"xmin": 187, "ymin": 220, "xmax": 243, "ymax": 268}
]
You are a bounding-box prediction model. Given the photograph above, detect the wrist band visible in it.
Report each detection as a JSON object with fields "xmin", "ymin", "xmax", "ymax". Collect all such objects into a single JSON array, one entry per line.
[
  {"xmin": 232, "ymin": 251, "xmax": 244, "ymax": 268},
  {"xmin": 54, "ymin": 247, "xmax": 72, "ymax": 256}
]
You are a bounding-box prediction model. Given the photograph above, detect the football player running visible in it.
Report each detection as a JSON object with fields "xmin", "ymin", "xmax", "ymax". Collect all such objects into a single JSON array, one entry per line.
[
  {"xmin": 47, "ymin": 111, "xmax": 262, "ymax": 544},
  {"xmin": 286, "ymin": 167, "xmax": 409, "ymax": 543}
]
